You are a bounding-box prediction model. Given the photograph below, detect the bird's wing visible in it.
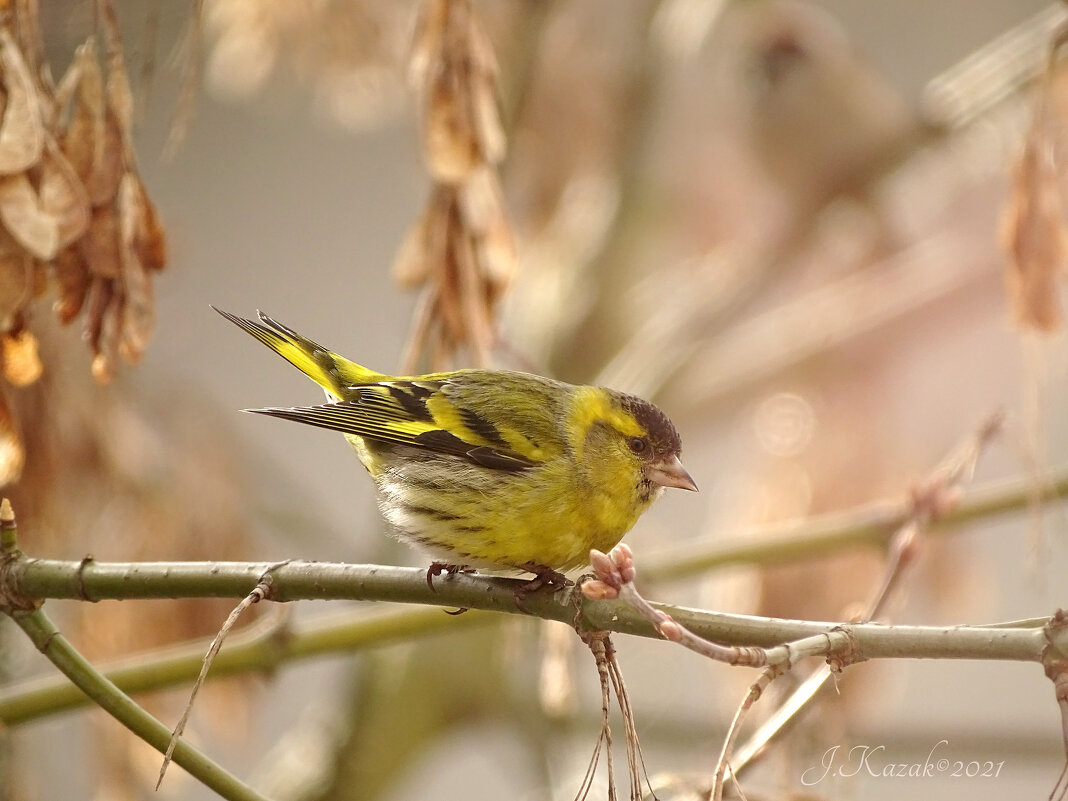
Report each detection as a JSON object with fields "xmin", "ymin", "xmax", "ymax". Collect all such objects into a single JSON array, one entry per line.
[{"xmin": 248, "ymin": 379, "xmax": 541, "ymax": 472}]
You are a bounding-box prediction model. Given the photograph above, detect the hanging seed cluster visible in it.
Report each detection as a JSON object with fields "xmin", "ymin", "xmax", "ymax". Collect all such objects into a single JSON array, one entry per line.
[
  {"xmin": 0, "ymin": 4, "xmax": 165, "ymax": 387},
  {"xmin": 0, "ymin": 2, "xmax": 165, "ymax": 486},
  {"xmin": 1001, "ymin": 65, "xmax": 1068, "ymax": 333},
  {"xmin": 394, "ymin": 0, "xmax": 517, "ymax": 371}
]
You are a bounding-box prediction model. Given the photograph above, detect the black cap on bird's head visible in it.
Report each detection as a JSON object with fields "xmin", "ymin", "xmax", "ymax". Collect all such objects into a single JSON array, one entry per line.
[{"xmin": 615, "ymin": 393, "xmax": 698, "ymax": 493}]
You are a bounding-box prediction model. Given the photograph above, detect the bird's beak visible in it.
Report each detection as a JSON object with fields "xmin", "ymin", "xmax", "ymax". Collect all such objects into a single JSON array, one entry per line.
[{"xmin": 645, "ymin": 455, "xmax": 699, "ymax": 492}]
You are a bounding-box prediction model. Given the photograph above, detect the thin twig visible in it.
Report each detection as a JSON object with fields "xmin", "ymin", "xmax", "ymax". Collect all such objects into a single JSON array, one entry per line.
[
  {"xmin": 578, "ymin": 630, "xmax": 616, "ymax": 801},
  {"xmin": 712, "ymin": 671, "xmax": 782, "ymax": 801},
  {"xmin": 157, "ymin": 561, "xmax": 289, "ymax": 789},
  {"xmin": 728, "ymin": 412, "xmax": 1004, "ymax": 773}
]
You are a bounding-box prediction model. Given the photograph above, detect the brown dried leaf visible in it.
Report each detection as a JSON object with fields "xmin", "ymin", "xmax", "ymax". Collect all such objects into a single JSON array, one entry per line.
[
  {"xmin": 393, "ymin": 187, "xmax": 452, "ymax": 289},
  {"xmin": 91, "ymin": 287, "xmax": 122, "ymax": 384},
  {"xmin": 409, "ymin": 0, "xmax": 448, "ymax": 87},
  {"xmin": 52, "ymin": 37, "xmax": 87, "ymax": 112},
  {"xmin": 474, "ymin": 214, "xmax": 517, "ymax": 295},
  {"xmin": 0, "ymin": 389, "xmax": 24, "ymax": 486},
  {"xmin": 1001, "ymin": 87, "xmax": 1068, "ymax": 332},
  {"xmin": 0, "ymin": 138, "xmax": 89, "ymax": 261},
  {"xmin": 119, "ymin": 261, "xmax": 151, "ymax": 362},
  {"xmin": 30, "ymin": 260, "xmax": 46, "ymax": 298},
  {"xmin": 129, "ymin": 173, "xmax": 166, "ymax": 272},
  {"xmin": 117, "ymin": 173, "xmax": 154, "ymax": 360},
  {"xmin": 0, "ymin": 228, "xmax": 31, "ymax": 327},
  {"xmin": 13, "ymin": 0, "xmax": 47, "ymax": 99},
  {"xmin": 51, "ymin": 245, "xmax": 89, "ymax": 324},
  {"xmin": 452, "ymin": 226, "xmax": 492, "ymax": 365},
  {"xmin": 105, "ymin": 38, "xmax": 134, "ymax": 139},
  {"xmin": 465, "ymin": 21, "xmax": 504, "ymax": 166},
  {"xmin": 60, "ymin": 39, "xmax": 125, "ymax": 208},
  {"xmin": 93, "ymin": 111, "xmax": 127, "ymax": 209},
  {"xmin": 425, "ymin": 186, "xmax": 454, "ymax": 264},
  {"xmin": 436, "ymin": 203, "xmax": 467, "ymax": 344},
  {"xmin": 83, "ymin": 274, "xmax": 113, "ymax": 357},
  {"xmin": 2, "ymin": 329, "xmax": 41, "ymax": 386},
  {"xmin": 456, "ymin": 165, "xmax": 499, "ymax": 232},
  {"xmin": 60, "ymin": 40, "xmax": 107, "ymax": 203},
  {"xmin": 392, "ymin": 213, "xmax": 432, "ymax": 289},
  {"xmin": 0, "ymin": 29, "xmax": 44, "ymax": 176},
  {"xmin": 39, "ymin": 138, "xmax": 91, "ymax": 248},
  {"xmin": 425, "ymin": 68, "xmax": 479, "ymax": 182},
  {"xmin": 0, "ymin": 171, "xmax": 59, "ymax": 259},
  {"xmin": 471, "ymin": 74, "xmax": 505, "ymax": 166},
  {"xmin": 458, "ymin": 168, "xmax": 516, "ymax": 291},
  {"xmin": 78, "ymin": 204, "xmax": 122, "ymax": 278}
]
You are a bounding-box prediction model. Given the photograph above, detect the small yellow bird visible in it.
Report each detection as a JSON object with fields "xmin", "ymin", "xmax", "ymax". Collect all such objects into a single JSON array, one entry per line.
[{"xmin": 215, "ymin": 308, "xmax": 697, "ymax": 593}]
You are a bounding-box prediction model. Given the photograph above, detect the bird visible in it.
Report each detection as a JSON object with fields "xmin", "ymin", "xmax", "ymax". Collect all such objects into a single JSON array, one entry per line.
[{"xmin": 214, "ymin": 308, "xmax": 697, "ymax": 596}]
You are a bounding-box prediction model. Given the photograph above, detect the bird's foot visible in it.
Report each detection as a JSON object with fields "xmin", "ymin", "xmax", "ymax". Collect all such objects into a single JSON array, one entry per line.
[
  {"xmin": 426, "ymin": 563, "xmax": 477, "ymax": 613},
  {"xmin": 425, "ymin": 561, "xmax": 477, "ymax": 591},
  {"xmin": 513, "ymin": 563, "xmax": 572, "ymax": 609}
]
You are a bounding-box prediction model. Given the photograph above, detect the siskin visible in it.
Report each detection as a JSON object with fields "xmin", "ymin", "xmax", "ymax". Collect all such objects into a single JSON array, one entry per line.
[{"xmin": 216, "ymin": 309, "xmax": 697, "ymax": 592}]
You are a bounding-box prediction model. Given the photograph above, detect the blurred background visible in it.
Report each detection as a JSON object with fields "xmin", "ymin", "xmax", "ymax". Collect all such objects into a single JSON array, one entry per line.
[{"xmin": 2, "ymin": 1, "xmax": 1068, "ymax": 799}]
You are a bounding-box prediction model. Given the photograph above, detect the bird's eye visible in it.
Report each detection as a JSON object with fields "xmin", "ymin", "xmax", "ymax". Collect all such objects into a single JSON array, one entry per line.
[{"xmin": 627, "ymin": 436, "xmax": 648, "ymax": 454}]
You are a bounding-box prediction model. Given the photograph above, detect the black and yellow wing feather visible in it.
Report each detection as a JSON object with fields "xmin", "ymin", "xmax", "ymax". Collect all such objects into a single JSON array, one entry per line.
[
  {"xmin": 249, "ymin": 390, "xmax": 538, "ymax": 472},
  {"xmin": 216, "ymin": 308, "xmax": 566, "ymax": 473}
]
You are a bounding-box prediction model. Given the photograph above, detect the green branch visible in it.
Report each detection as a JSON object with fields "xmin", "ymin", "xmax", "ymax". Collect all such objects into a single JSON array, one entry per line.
[
  {"xmin": 0, "ymin": 605, "xmax": 493, "ymax": 724},
  {"xmin": 2, "ymin": 555, "xmax": 1055, "ymax": 657},
  {"xmin": 2, "ymin": 465, "xmax": 1065, "ymax": 727},
  {"xmin": 8, "ymin": 607, "xmax": 269, "ymax": 801}
]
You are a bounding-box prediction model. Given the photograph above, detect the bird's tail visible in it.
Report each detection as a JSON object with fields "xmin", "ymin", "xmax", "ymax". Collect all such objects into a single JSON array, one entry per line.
[{"xmin": 213, "ymin": 307, "xmax": 384, "ymax": 398}]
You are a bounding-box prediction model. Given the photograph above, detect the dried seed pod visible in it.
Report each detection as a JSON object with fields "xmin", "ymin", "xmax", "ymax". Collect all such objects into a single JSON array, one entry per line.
[
  {"xmin": 48, "ymin": 21, "xmax": 166, "ymax": 378},
  {"xmin": 117, "ymin": 173, "xmax": 154, "ymax": 361},
  {"xmin": 90, "ymin": 285, "xmax": 122, "ymax": 384},
  {"xmin": 78, "ymin": 204, "xmax": 122, "ymax": 279},
  {"xmin": 51, "ymin": 245, "xmax": 89, "ymax": 324},
  {"xmin": 0, "ymin": 136, "xmax": 90, "ymax": 261},
  {"xmin": 61, "ymin": 40, "xmax": 111, "ymax": 205},
  {"xmin": 0, "ymin": 171, "xmax": 59, "ymax": 259},
  {"xmin": 132, "ymin": 178, "xmax": 166, "ymax": 272},
  {"xmin": 104, "ymin": 35, "xmax": 133, "ymax": 141},
  {"xmin": 409, "ymin": 0, "xmax": 447, "ymax": 87},
  {"xmin": 473, "ymin": 213, "xmax": 517, "ymax": 296},
  {"xmin": 465, "ymin": 29, "xmax": 504, "ymax": 166},
  {"xmin": 451, "ymin": 223, "xmax": 493, "ymax": 365},
  {"xmin": 418, "ymin": 0, "xmax": 504, "ymax": 182},
  {"xmin": 392, "ymin": 213, "xmax": 433, "ymax": 289},
  {"xmin": 39, "ymin": 139, "xmax": 91, "ymax": 248},
  {"xmin": 425, "ymin": 63, "xmax": 481, "ymax": 182},
  {"xmin": 0, "ymin": 227, "xmax": 31, "ymax": 329},
  {"xmin": 397, "ymin": 0, "xmax": 515, "ymax": 370},
  {"xmin": 458, "ymin": 167, "xmax": 516, "ymax": 292},
  {"xmin": 1002, "ymin": 84, "xmax": 1067, "ymax": 332},
  {"xmin": 0, "ymin": 28, "xmax": 44, "ymax": 176},
  {"xmin": 1, "ymin": 328, "xmax": 42, "ymax": 386},
  {"xmin": 82, "ymin": 273, "xmax": 113, "ymax": 359},
  {"xmin": 0, "ymin": 387, "xmax": 24, "ymax": 485},
  {"xmin": 29, "ymin": 259, "xmax": 46, "ymax": 298}
]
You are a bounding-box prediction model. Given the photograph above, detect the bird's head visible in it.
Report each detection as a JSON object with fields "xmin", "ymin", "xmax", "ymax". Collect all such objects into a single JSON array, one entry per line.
[{"xmin": 570, "ymin": 388, "xmax": 698, "ymax": 503}]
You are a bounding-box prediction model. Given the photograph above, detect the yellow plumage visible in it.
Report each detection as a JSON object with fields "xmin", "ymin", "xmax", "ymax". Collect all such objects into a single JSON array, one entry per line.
[{"xmin": 215, "ymin": 308, "xmax": 697, "ymax": 586}]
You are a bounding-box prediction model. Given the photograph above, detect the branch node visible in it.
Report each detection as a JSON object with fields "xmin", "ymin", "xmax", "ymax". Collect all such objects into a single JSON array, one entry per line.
[
  {"xmin": 0, "ymin": 502, "xmax": 39, "ymax": 615},
  {"xmin": 826, "ymin": 625, "xmax": 864, "ymax": 673},
  {"xmin": 0, "ymin": 497, "xmax": 16, "ymax": 553},
  {"xmin": 76, "ymin": 555, "xmax": 97, "ymax": 602}
]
